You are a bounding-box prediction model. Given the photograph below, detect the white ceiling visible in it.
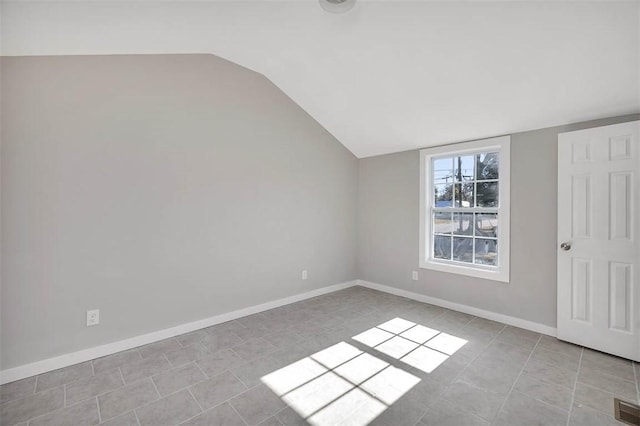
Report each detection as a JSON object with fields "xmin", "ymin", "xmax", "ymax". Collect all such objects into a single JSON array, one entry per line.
[{"xmin": 1, "ymin": 1, "xmax": 639, "ymax": 158}]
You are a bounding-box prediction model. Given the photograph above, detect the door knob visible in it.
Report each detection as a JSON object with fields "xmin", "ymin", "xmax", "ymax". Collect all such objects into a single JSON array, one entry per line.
[{"xmin": 560, "ymin": 242, "xmax": 571, "ymax": 251}]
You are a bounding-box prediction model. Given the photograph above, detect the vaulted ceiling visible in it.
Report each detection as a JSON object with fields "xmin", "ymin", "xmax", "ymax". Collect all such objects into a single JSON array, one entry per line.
[{"xmin": 2, "ymin": 1, "xmax": 639, "ymax": 157}]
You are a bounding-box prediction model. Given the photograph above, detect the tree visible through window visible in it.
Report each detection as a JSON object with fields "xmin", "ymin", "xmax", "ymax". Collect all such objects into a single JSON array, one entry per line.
[
  {"xmin": 432, "ymin": 152, "xmax": 500, "ymax": 266},
  {"xmin": 420, "ymin": 136, "xmax": 510, "ymax": 282}
]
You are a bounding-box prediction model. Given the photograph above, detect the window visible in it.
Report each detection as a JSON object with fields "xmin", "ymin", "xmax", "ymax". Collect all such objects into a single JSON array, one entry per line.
[{"xmin": 419, "ymin": 136, "xmax": 510, "ymax": 282}]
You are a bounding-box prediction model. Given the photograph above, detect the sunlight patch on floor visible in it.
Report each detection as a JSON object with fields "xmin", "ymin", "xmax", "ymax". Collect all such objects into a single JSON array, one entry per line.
[
  {"xmin": 261, "ymin": 341, "xmax": 420, "ymax": 425},
  {"xmin": 283, "ymin": 371, "xmax": 353, "ymax": 418},
  {"xmin": 351, "ymin": 327, "xmax": 394, "ymax": 347},
  {"xmin": 261, "ymin": 357, "xmax": 327, "ymax": 397},
  {"xmin": 358, "ymin": 364, "xmax": 421, "ymax": 405},
  {"xmin": 307, "ymin": 388, "xmax": 387, "ymax": 426},
  {"xmin": 375, "ymin": 336, "xmax": 419, "ymax": 359},
  {"xmin": 425, "ymin": 332, "xmax": 467, "ymax": 355},
  {"xmin": 353, "ymin": 317, "xmax": 468, "ymax": 374},
  {"xmin": 334, "ymin": 353, "xmax": 388, "ymax": 385}
]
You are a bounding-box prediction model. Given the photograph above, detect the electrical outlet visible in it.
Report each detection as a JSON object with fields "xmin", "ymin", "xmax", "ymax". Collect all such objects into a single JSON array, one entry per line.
[
  {"xmin": 86, "ymin": 309, "xmax": 100, "ymax": 327},
  {"xmin": 302, "ymin": 270, "xmax": 308, "ymax": 280},
  {"xmin": 412, "ymin": 270, "xmax": 419, "ymax": 281}
]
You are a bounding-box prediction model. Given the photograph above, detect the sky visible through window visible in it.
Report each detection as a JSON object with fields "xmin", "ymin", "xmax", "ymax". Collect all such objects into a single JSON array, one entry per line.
[
  {"xmin": 433, "ymin": 155, "xmax": 475, "ymax": 184},
  {"xmin": 431, "ymin": 152, "xmax": 500, "ymax": 266}
]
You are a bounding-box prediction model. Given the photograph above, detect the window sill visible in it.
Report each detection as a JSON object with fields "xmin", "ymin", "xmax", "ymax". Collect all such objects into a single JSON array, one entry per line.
[{"xmin": 419, "ymin": 259, "xmax": 510, "ymax": 283}]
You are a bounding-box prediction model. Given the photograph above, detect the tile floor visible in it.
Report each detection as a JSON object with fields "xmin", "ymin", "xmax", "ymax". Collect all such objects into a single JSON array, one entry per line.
[{"xmin": 1, "ymin": 286, "xmax": 638, "ymax": 425}]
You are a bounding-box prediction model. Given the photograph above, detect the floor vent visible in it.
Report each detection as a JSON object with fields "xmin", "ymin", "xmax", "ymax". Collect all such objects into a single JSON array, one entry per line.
[{"xmin": 615, "ymin": 398, "xmax": 640, "ymax": 426}]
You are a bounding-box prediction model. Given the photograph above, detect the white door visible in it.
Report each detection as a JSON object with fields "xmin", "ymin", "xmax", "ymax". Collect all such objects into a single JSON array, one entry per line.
[{"xmin": 557, "ymin": 120, "xmax": 640, "ymax": 361}]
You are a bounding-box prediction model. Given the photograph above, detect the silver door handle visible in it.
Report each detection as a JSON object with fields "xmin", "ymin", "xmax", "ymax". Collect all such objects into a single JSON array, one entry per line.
[{"xmin": 560, "ymin": 242, "xmax": 571, "ymax": 251}]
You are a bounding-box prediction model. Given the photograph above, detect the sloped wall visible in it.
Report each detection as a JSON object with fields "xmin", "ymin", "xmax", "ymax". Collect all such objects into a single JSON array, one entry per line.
[{"xmin": 1, "ymin": 54, "xmax": 358, "ymax": 369}]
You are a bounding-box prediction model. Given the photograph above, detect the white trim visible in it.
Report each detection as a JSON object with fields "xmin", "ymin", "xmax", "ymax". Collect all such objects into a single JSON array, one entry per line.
[
  {"xmin": 358, "ymin": 280, "xmax": 557, "ymax": 337},
  {"xmin": 0, "ymin": 277, "xmax": 557, "ymax": 384},
  {"xmin": 419, "ymin": 135, "xmax": 511, "ymax": 283},
  {"xmin": 0, "ymin": 280, "xmax": 358, "ymax": 385}
]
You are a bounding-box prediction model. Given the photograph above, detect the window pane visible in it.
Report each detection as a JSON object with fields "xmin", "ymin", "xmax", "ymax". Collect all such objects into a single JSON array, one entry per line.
[
  {"xmin": 476, "ymin": 181, "xmax": 498, "ymax": 207},
  {"xmin": 474, "ymin": 239, "xmax": 497, "ymax": 266},
  {"xmin": 453, "ymin": 237, "xmax": 473, "ymax": 263},
  {"xmin": 476, "ymin": 152, "xmax": 499, "ymax": 180},
  {"xmin": 454, "ymin": 183, "xmax": 474, "ymax": 208},
  {"xmin": 476, "ymin": 213, "xmax": 498, "ymax": 238},
  {"xmin": 434, "ymin": 184, "xmax": 453, "ymax": 207},
  {"xmin": 453, "ymin": 213, "xmax": 473, "ymax": 235},
  {"xmin": 434, "ymin": 235, "xmax": 451, "ymax": 260},
  {"xmin": 454, "ymin": 156, "xmax": 474, "ymax": 182},
  {"xmin": 433, "ymin": 158, "xmax": 453, "ymax": 185},
  {"xmin": 433, "ymin": 212, "xmax": 452, "ymax": 234}
]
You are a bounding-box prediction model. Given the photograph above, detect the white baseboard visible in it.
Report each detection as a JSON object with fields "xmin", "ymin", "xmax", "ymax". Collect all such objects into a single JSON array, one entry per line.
[
  {"xmin": 0, "ymin": 280, "xmax": 359, "ymax": 385},
  {"xmin": 1, "ymin": 278, "xmax": 557, "ymax": 385},
  {"xmin": 357, "ymin": 280, "xmax": 557, "ymax": 337}
]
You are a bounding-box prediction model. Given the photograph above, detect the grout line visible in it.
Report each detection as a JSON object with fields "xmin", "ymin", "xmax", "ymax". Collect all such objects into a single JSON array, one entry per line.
[
  {"xmin": 149, "ymin": 376, "xmax": 162, "ymax": 399},
  {"xmin": 491, "ymin": 334, "xmax": 543, "ymax": 423},
  {"xmin": 117, "ymin": 378, "xmax": 174, "ymax": 424},
  {"xmin": 50, "ymin": 374, "xmax": 130, "ymax": 412},
  {"xmin": 33, "ymin": 375, "xmax": 39, "ymax": 394},
  {"xmin": 63, "ymin": 384, "xmax": 67, "ymax": 407},
  {"xmin": 186, "ymin": 387, "xmax": 204, "ymax": 413},
  {"xmin": 8, "ymin": 291, "xmax": 342, "ymax": 423},
  {"xmin": 244, "ymin": 378, "xmax": 269, "ymax": 392},
  {"xmin": 565, "ymin": 347, "xmax": 584, "ymax": 426},
  {"xmin": 190, "ymin": 340, "xmax": 383, "ymax": 426},
  {"xmin": 178, "ymin": 412, "xmax": 202, "ymax": 424},
  {"xmin": 365, "ymin": 323, "xmax": 452, "ymax": 364},
  {"xmin": 433, "ymin": 324, "xmax": 507, "ymax": 411},
  {"xmin": 18, "ymin": 291, "xmax": 541, "ymax": 426},
  {"xmin": 228, "ymin": 347, "xmax": 243, "ymax": 360},
  {"xmin": 91, "ymin": 360, "xmax": 95, "ymax": 377},
  {"xmin": 228, "ymin": 401, "xmax": 250, "ymax": 426},
  {"xmin": 21, "ymin": 386, "xmax": 86, "ymax": 426},
  {"xmin": 193, "ymin": 361, "xmax": 210, "ymax": 380},
  {"xmin": 277, "ymin": 345, "xmax": 423, "ymax": 421},
  {"xmin": 117, "ymin": 367, "xmax": 126, "ymax": 387},
  {"xmin": 272, "ymin": 406, "xmax": 291, "ymax": 425},
  {"xmin": 160, "ymin": 352, "xmax": 172, "ymax": 368},
  {"xmin": 178, "ymin": 397, "xmax": 244, "ymax": 426},
  {"xmin": 144, "ymin": 366, "xmax": 210, "ymax": 401},
  {"xmin": 176, "ymin": 336, "xmax": 187, "ymax": 349},
  {"xmin": 96, "ymin": 396, "xmax": 102, "ymax": 424},
  {"xmin": 228, "ymin": 368, "xmax": 250, "ymax": 390}
]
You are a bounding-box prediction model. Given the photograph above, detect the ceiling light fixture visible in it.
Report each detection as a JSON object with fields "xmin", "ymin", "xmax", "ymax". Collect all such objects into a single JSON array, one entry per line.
[{"xmin": 319, "ymin": 0, "xmax": 356, "ymax": 13}]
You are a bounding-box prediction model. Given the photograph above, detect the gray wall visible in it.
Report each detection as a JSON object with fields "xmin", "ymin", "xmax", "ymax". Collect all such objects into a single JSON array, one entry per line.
[
  {"xmin": 357, "ymin": 114, "xmax": 640, "ymax": 328},
  {"xmin": 0, "ymin": 54, "xmax": 358, "ymax": 369},
  {"xmin": 2, "ymin": 53, "xmax": 637, "ymax": 372}
]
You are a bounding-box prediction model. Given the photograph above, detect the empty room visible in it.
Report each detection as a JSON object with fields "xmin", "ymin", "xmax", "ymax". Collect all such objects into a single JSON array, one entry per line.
[{"xmin": 1, "ymin": 1, "xmax": 639, "ymax": 425}]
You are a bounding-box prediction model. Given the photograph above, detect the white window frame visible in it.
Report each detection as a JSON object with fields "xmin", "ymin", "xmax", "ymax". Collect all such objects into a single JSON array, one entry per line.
[{"xmin": 419, "ymin": 135, "xmax": 510, "ymax": 283}]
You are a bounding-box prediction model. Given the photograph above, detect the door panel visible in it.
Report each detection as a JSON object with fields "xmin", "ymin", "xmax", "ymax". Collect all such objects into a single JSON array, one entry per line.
[
  {"xmin": 609, "ymin": 262, "xmax": 631, "ymax": 332},
  {"xmin": 571, "ymin": 175, "xmax": 591, "ymax": 238},
  {"xmin": 609, "ymin": 172, "xmax": 631, "ymax": 240},
  {"xmin": 571, "ymin": 258, "xmax": 592, "ymax": 322},
  {"xmin": 557, "ymin": 120, "xmax": 639, "ymax": 361}
]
